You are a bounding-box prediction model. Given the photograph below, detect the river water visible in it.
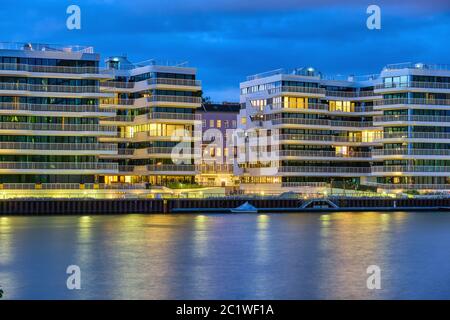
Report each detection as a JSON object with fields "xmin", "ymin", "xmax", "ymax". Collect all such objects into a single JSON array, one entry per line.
[{"xmin": 1, "ymin": 212, "xmax": 450, "ymax": 299}]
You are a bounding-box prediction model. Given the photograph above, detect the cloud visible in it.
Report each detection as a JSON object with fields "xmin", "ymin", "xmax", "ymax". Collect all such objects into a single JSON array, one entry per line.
[{"xmin": 0, "ymin": 1, "xmax": 448, "ymax": 100}]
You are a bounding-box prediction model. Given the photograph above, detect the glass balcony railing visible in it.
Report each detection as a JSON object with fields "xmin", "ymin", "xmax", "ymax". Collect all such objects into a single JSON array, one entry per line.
[
  {"xmin": 0, "ymin": 162, "xmax": 118, "ymax": 170},
  {"xmin": 0, "ymin": 142, "xmax": 117, "ymax": 151},
  {"xmin": 0, "ymin": 122, "xmax": 116, "ymax": 132},
  {"xmin": 0, "ymin": 102, "xmax": 114, "ymax": 114}
]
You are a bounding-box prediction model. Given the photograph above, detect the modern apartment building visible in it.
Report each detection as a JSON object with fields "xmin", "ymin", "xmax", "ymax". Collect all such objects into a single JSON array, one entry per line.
[
  {"xmin": 237, "ymin": 63, "xmax": 450, "ymax": 194},
  {"xmin": 0, "ymin": 42, "xmax": 118, "ymax": 198},
  {"xmin": 196, "ymin": 102, "xmax": 240, "ymax": 187},
  {"xmin": 371, "ymin": 63, "xmax": 450, "ymax": 191},
  {"xmin": 99, "ymin": 56, "xmax": 203, "ymax": 189}
]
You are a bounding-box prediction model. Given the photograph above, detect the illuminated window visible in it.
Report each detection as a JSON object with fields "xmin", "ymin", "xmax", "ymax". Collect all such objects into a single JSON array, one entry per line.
[
  {"xmin": 216, "ymin": 148, "xmax": 222, "ymax": 157},
  {"xmin": 241, "ymin": 117, "xmax": 247, "ymax": 125},
  {"xmin": 217, "ymin": 120, "xmax": 222, "ymax": 128},
  {"xmin": 209, "ymin": 119, "xmax": 214, "ymax": 128}
]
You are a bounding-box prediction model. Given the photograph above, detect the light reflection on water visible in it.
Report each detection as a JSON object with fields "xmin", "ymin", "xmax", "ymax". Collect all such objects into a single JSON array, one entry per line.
[{"xmin": 1, "ymin": 211, "xmax": 450, "ymax": 299}]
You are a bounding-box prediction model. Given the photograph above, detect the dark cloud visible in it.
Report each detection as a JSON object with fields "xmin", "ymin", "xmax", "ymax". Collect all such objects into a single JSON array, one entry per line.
[{"xmin": 0, "ymin": 0, "xmax": 448, "ymax": 100}]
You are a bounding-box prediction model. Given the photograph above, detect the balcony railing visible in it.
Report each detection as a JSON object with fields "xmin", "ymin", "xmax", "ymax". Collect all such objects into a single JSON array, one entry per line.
[
  {"xmin": 378, "ymin": 132, "xmax": 450, "ymax": 140},
  {"xmin": 278, "ymin": 134, "xmax": 373, "ymax": 143},
  {"xmin": 147, "ymin": 95, "xmax": 202, "ymax": 104},
  {"xmin": 0, "ymin": 142, "xmax": 117, "ymax": 151},
  {"xmin": 268, "ymin": 103, "xmax": 329, "ymax": 111},
  {"xmin": 101, "ymin": 115, "xmax": 135, "ymax": 122},
  {"xmin": 0, "ymin": 162, "xmax": 118, "ymax": 170},
  {"xmin": 147, "ymin": 164, "xmax": 197, "ymax": 172},
  {"xmin": 375, "ymin": 81, "xmax": 450, "ymax": 90},
  {"xmin": 0, "ymin": 83, "xmax": 101, "ymax": 93},
  {"xmin": 281, "ymin": 182, "xmax": 330, "ymax": 187},
  {"xmin": 147, "ymin": 112, "xmax": 202, "ymax": 121},
  {"xmin": 100, "ymin": 81, "xmax": 135, "ymax": 89},
  {"xmin": 277, "ymin": 150, "xmax": 372, "ymax": 158},
  {"xmin": 0, "ymin": 102, "xmax": 114, "ymax": 114},
  {"xmin": 365, "ymin": 182, "xmax": 450, "ymax": 190},
  {"xmin": 271, "ymin": 118, "xmax": 373, "ymax": 128},
  {"xmin": 372, "ymin": 166, "xmax": 450, "ymax": 173},
  {"xmin": 0, "ymin": 122, "xmax": 116, "ymax": 132},
  {"xmin": 372, "ymin": 149, "xmax": 450, "ymax": 157},
  {"xmin": 374, "ymin": 115, "xmax": 450, "ymax": 123},
  {"xmin": 278, "ymin": 166, "xmax": 371, "ymax": 173},
  {"xmin": 199, "ymin": 164, "xmax": 234, "ymax": 173},
  {"xmin": 147, "ymin": 147, "xmax": 200, "ymax": 155},
  {"xmin": 0, "ymin": 63, "xmax": 101, "ymax": 74},
  {"xmin": 326, "ymin": 90, "xmax": 378, "ymax": 98},
  {"xmin": 0, "ymin": 183, "xmax": 147, "ymax": 190},
  {"xmin": 268, "ymin": 86, "xmax": 325, "ymax": 95},
  {"xmin": 374, "ymin": 98, "xmax": 450, "ymax": 107},
  {"xmin": 147, "ymin": 78, "xmax": 201, "ymax": 87}
]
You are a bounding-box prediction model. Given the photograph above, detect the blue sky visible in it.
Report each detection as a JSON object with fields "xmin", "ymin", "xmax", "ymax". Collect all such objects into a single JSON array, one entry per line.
[{"xmin": 0, "ymin": 0, "xmax": 449, "ymax": 101}]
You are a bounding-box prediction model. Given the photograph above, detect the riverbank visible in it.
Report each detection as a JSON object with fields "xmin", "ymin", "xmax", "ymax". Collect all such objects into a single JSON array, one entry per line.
[{"xmin": 1, "ymin": 197, "xmax": 450, "ymax": 215}]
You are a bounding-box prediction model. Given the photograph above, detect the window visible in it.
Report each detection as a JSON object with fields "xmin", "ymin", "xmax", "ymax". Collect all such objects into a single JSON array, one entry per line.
[
  {"xmin": 232, "ymin": 120, "xmax": 237, "ymax": 128},
  {"xmin": 241, "ymin": 117, "xmax": 247, "ymax": 125},
  {"xmin": 216, "ymin": 148, "xmax": 222, "ymax": 157},
  {"xmin": 209, "ymin": 119, "xmax": 214, "ymax": 128},
  {"xmin": 217, "ymin": 120, "xmax": 222, "ymax": 128},
  {"xmin": 224, "ymin": 120, "xmax": 229, "ymax": 128},
  {"xmin": 202, "ymin": 120, "xmax": 206, "ymax": 128}
]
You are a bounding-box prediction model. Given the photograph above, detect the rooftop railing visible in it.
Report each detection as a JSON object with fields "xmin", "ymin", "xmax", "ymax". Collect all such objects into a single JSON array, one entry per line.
[
  {"xmin": 268, "ymin": 86, "xmax": 325, "ymax": 95},
  {"xmin": 0, "ymin": 42, "xmax": 94, "ymax": 53},
  {"xmin": 383, "ymin": 62, "xmax": 450, "ymax": 71}
]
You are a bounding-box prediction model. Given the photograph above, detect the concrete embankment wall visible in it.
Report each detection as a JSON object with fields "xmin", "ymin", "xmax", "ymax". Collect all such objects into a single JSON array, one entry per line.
[{"xmin": 0, "ymin": 197, "xmax": 450, "ymax": 215}]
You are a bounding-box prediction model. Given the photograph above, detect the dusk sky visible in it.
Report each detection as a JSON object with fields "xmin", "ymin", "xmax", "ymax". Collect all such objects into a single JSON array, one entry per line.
[{"xmin": 0, "ymin": 0, "xmax": 449, "ymax": 101}]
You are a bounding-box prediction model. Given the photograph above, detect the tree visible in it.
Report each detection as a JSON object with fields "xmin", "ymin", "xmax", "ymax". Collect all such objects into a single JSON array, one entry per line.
[{"xmin": 0, "ymin": 286, "xmax": 3, "ymax": 298}]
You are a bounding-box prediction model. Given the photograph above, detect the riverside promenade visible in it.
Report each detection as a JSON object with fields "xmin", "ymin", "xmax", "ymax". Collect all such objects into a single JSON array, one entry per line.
[{"xmin": 1, "ymin": 196, "xmax": 450, "ymax": 215}]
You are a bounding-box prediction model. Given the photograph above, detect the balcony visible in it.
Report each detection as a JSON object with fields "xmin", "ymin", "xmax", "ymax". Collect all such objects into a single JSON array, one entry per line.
[
  {"xmin": 0, "ymin": 102, "xmax": 115, "ymax": 116},
  {"xmin": 0, "ymin": 183, "xmax": 147, "ymax": 190},
  {"xmin": 147, "ymin": 112, "xmax": 202, "ymax": 122},
  {"xmin": 147, "ymin": 95, "xmax": 202, "ymax": 105},
  {"xmin": 271, "ymin": 118, "xmax": 373, "ymax": 129},
  {"xmin": 325, "ymin": 90, "xmax": 379, "ymax": 99},
  {"xmin": 372, "ymin": 166, "xmax": 450, "ymax": 176},
  {"xmin": 147, "ymin": 78, "xmax": 201, "ymax": 87},
  {"xmin": 364, "ymin": 182, "xmax": 450, "ymax": 190},
  {"xmin": 375, "ymin": 81, "xmax": 450, "ymax": 91},
  {"xmin": 0, "ymin": 162, "xmax": 118, "ymax": 173},
  {"xmin": 372, "ymin": 149, "xmax": 450, "ymax": 158},
  {"xmin": 281, "ymin": 182, "xmax": 330, "ymax": 188},
  {"xmin": 147, "ymin": 147, "xmax": 200, "ymax": 156},
  {"xmin": 374, "ymin": 98, "xmax": 450, "ymax": 108},
  {"xmin": 0, "ymin": 142, "xmax": 117, "ymax": 155},
  {"xmin": 147, "ymin": 164, "xmax": 198, "ymax": 174},
  {"xmin": 376, "ymin": 132, "xmax": 450, "ymax": 142},
  {"xmin": 277, "ymin": 150, "xmax": 372, "ymax": 160},
  {"xmin": 199, "ymin": 164, "xmax": 234, "ymax": 174},
  {"xmin": 278, "ymin": 134, "xmax": 378, "ymax": 145},
  {"xmin": 278, "ymin": 166, "xmax": 371, "ymax": 176},
  {"xmin": 0, "ymin": 63, "xmax": 104, "ymax": 75},
  {"xmin": 373, "ymin": 114, "xmax": 450, "ymax": 125},
  {"xmin": 0, "ymin": 122, "xmax": 116, "ymax": 135},
  {"xmin": 0, "ymin": 83, "xmax": 110, "ymax": 96},
  {"xmin": 100, "ymin": 81, "xmax": 135, "ymax": 89},
  {"xmin": 267, "ymin": 86, "xmax": 325, "ymax": 96}
]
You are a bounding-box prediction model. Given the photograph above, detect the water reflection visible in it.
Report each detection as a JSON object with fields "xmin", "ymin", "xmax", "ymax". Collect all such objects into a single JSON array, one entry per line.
[{"xmin": 1, "ymin": 211, "xmax": 450, "ymax": 299}]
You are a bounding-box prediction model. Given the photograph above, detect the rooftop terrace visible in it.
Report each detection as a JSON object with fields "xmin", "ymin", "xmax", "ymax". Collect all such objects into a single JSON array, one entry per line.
[{"xmin": 0, "ymin": 42, "xmax": 94, "ymax": 54}]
